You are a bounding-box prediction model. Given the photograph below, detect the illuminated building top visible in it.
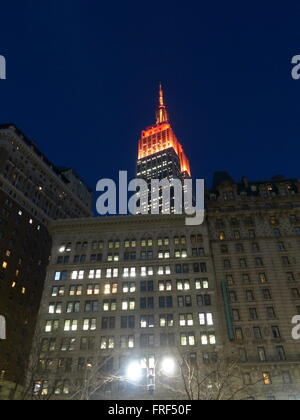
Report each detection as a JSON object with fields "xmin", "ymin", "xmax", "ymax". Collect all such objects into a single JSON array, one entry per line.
[{"xmin": 138, "ymin": 85, "xmax": 191, "ymax": 177}]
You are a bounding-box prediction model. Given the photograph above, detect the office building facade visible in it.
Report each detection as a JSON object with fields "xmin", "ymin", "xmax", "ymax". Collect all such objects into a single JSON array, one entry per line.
[
  {"xmin": 32, "ymin": 215, "xmax": 220, "ymax": 400},
  {"xmin": 0, "ymin": 124, "xmax": 92, "ymax": 399}
]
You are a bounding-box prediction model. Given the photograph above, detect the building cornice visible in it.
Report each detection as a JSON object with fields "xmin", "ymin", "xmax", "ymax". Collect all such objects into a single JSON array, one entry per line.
[{"xmin": 48, "ymin": 214, "xmax": 194, "ymax": 235}]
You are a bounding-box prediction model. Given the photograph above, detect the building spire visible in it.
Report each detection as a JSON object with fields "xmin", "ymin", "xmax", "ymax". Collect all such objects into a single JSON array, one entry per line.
[{"xmin": 156, "ymin": 83, "xmax": 169, "ymax": 124}]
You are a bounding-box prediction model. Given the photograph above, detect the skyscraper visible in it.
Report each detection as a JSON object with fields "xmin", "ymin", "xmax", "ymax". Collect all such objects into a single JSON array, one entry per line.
[
  {"xmin": 0, "ymin": 124, "xmax": 92, "ymax": 399},
  {"xmin": 136, "ymin": 85, "xmax": 191, "ymax": 214}
]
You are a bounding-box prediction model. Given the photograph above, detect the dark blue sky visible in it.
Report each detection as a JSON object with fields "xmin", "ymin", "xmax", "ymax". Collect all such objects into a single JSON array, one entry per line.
[{"xmin": 1, "ymin": 1, "xmax": 300, "ymax": 200}]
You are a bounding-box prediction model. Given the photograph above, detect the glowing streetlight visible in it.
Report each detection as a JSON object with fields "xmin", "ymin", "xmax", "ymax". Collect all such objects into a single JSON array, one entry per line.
[
  {"xmin": 126, "ymin": 361, "xmax": 142, "ymax": 381},
  {"xmin": 161, "ymin": 357, "xmax": 176, "ymax": 376}
]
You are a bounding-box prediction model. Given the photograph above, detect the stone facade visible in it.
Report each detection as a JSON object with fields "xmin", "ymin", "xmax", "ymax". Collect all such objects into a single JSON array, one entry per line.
[
  {"xmin": 206, "ymin": 173, "xmax": 300, "ymax": 400},
  {"xmin": 31, "ymin": 174, "xmax": 300, "ymax": 400},
  {"xmin": 33, "ymin": 214, "xmax": 220, "ymax": 400}
]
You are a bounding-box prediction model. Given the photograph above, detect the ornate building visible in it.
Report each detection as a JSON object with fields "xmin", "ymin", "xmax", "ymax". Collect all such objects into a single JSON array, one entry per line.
[{"xmin": 206, "ymin": 173, "xmax": 300, "ymax": 400}]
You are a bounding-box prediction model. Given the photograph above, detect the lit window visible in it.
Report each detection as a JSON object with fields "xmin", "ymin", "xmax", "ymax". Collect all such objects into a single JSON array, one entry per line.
[
  {"xmin": 166, "ymin": 281, "xmax": 172, "ymax": 291},
  {"xmin": 188, "ymin": 333, "xmax": 195, "ymax": 345},
  {"xmin": 59, "ymin": 245, "xmax": 66, "ymax": 253},
  {"xmin": 207, "ymin": 313, "xmax": 214, "ymax": 326},
  {"xmin": 201, "ymin": 335, "xmax": 208, "ymax": 345},
  {"xmin": 158, "ymin": 281, "xmax": 165, "ymax": 291},
  {"xmin": 128, "ymin": 336, "xmax": 135, "ymax": 348},
  {"xmin": 158, "ymin": 266, "xmax": 164, "ymax": 275},
  {"xmin": 179, "ymin": 315, "xmax": 186, "ymax": 326},
  {"xmin": 71, "ymin": 271, "xmax": 78, "ymax": 280},
  {"xmin": 45, "ymin": 321, "xmax": 52, "ymax": 333},
  {"xmin": 262, "ymin": 372, "xmax": 271, "ymax": 385},
  {"xmin": 160, "ymin": 316, "xmax": 166, "ymax": 327},
  {"xmin": 180, "ymin": 334, "xmax": 187, "ymax": 346},
  {"xmin": 199, "ymin": 313, "xmax": 205, "ymax": 325},
  {"xmin": 104, "ymin": 284, "xmax": 111, "ymax": 295},
  {"xmin": 64, "ymin": 320, "xmax": 78, "ymax": 332},
  {"xmin": 219, "ymin": 232, "xmax": 226, "ymax": 241},
  {"xmin": 209, "ymin": 334, "xmax": 216, "ymax": 344}
]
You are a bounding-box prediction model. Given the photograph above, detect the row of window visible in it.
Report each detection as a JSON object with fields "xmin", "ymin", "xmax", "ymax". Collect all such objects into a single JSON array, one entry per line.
[
  {"xmin": 49, "ymin": 296, "xmax": 213, "ymax": 313},
  {"xmin": 48, "ymin": 295, "xmax": 211, "ymax": 322},
  {"xmin": 54, "ymin": 263, "xmax": 208, "ymax": 280},
  {"xmin": 221, "ymin": 241, "xmax": 297, "ymax": 254},
  {"xmin": 214, "ymin": 215, "xmax": 299, "ymax": 229},
  {"xmin": 57, "ymin": 248, "xmax": 206, "ymax": 264},
  {"xmin": 225, "ymin": 272, "xmax": 298, "ymax": 285},
  {"xmin": 245, "ymin": 371, "xmax": 293, "ymax": 387},
  {"xmin": 240, "ymin": 345, "xmax": 288, "ymax": 363},
  {"xmin": 232, "ymin": 306, "xmax": 278, "ymax": 321},
  {"xmin": 45, "ymin": 312, "xmax": 214, "ymax": 332},
  {"xmin": 47, "ymin": 293, "xmax": 212, "ymax": 314},
  {"xmin": 222, "ymin": 256, "xmax": 294, "ymax": 269},
  {"xmin": 218, "ymin": 227, "xmax": 300, "ymax": 241},
  {"xmin": 229, "ymin": 287, "xmax": 300, "ymax": 302},
  {"xmin": 234, "ymin": 325, "xmax": 282, "ymax": 341},
  {"xmin": 51, "ymin": 278, "xmax": 210, "ymax": 297},
  {"xmin": 33, "ymin": 369, "xmax": 297, "ymax": 397},
  {"xmin": 41, "ymin": 329, "xmax": 217, "ymax": 351},
  {"xmin": 58, "ymin": 235, "xmax": 204, "ymax": 253}
]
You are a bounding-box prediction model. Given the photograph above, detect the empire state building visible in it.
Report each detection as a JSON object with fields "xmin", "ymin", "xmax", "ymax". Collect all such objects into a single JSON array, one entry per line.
[{"xmin": 136, "ymin": 85, "xmax": 191, "ymax": 213}]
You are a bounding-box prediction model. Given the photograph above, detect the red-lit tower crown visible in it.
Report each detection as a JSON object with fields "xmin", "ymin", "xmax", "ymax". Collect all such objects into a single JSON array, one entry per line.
[{"xmin": 137, "ymin": 84, "xmax": 191, "ymax": 178}]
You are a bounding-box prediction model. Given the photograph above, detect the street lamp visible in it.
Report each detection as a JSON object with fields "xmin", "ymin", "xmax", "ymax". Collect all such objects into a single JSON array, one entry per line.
[
  {"xmin": 161, "ymin": 357, "xmax": 176, "ymax": 376},
  {"xmin": 126, "ymin": 361, "xmax": 142, "ymax": 382}
]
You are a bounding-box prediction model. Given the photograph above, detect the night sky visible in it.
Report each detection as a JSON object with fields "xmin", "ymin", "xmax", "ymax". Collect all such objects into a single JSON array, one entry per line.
[{"xmin": 1, "ymin": 1, "xmax": 300, "ymax": 206}]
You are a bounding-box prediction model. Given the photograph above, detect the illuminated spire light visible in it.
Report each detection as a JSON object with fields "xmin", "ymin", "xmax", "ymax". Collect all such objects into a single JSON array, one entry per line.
[{"xmin": 156, "ymin": 83, "xmax": 169, "ymax": 124}]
